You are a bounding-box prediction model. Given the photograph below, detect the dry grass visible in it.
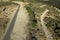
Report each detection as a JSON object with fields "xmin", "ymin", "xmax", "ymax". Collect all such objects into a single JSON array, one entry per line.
[{"xmin": 0, "ymin": 4, "xmax": 18, "ymax": 40}]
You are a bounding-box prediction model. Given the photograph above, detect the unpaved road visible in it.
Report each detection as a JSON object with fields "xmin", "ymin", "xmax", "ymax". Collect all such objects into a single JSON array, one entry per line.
[
  {"xmin": 4, "ymin": 5, "xmax": 20, "ymax": 40},
  {"xmin": 10, "ymin": 1, "xmax": 29, "ymax": 40},
  {"xmin": 41, "ymin": 9, "xmax": 54, "ymax": 40}
]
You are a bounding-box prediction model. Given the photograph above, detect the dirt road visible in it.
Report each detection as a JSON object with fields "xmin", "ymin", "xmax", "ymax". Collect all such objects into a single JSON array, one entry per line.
[{"xmin": 11, "ymin": 1, "xmax": 29, "ymax": 40}]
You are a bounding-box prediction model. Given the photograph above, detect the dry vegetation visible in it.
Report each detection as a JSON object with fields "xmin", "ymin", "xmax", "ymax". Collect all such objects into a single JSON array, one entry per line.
[
  {"xmin": 25, "ymin": 0, "xmax": 60, "ymax": 40},
  {"xmin": 0, "ymin": 2, "xmax": 18, "ymax": 40}
]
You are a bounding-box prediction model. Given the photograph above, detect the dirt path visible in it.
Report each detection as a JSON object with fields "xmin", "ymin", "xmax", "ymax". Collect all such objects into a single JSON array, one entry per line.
[
  {"xmin": 10, "ymin": 1, "xmax": 29, "ymax": 40},
  {"xmin": 41, "ymin": 9, "xmax": 54, "ymax": 40}
]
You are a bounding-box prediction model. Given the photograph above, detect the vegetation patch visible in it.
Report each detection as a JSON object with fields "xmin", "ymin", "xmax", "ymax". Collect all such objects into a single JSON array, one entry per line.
[
  {"xmin": 43, "ymin": 17, "xmax": 57, "ymax": 29},
  {"xmin": 39, "ymin": 1, "xmax": 60, "ymax": 9},
  {"xmin": 25, "ymin": 5, "xmax": 37, "ymax": 27},
  {"xmin": 0, "ymin": 1, "xmax": 18, "ymax": 7},
  {"xmin": 43, "ymin": 16, "xmax": 60, "ymax": 37}
]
